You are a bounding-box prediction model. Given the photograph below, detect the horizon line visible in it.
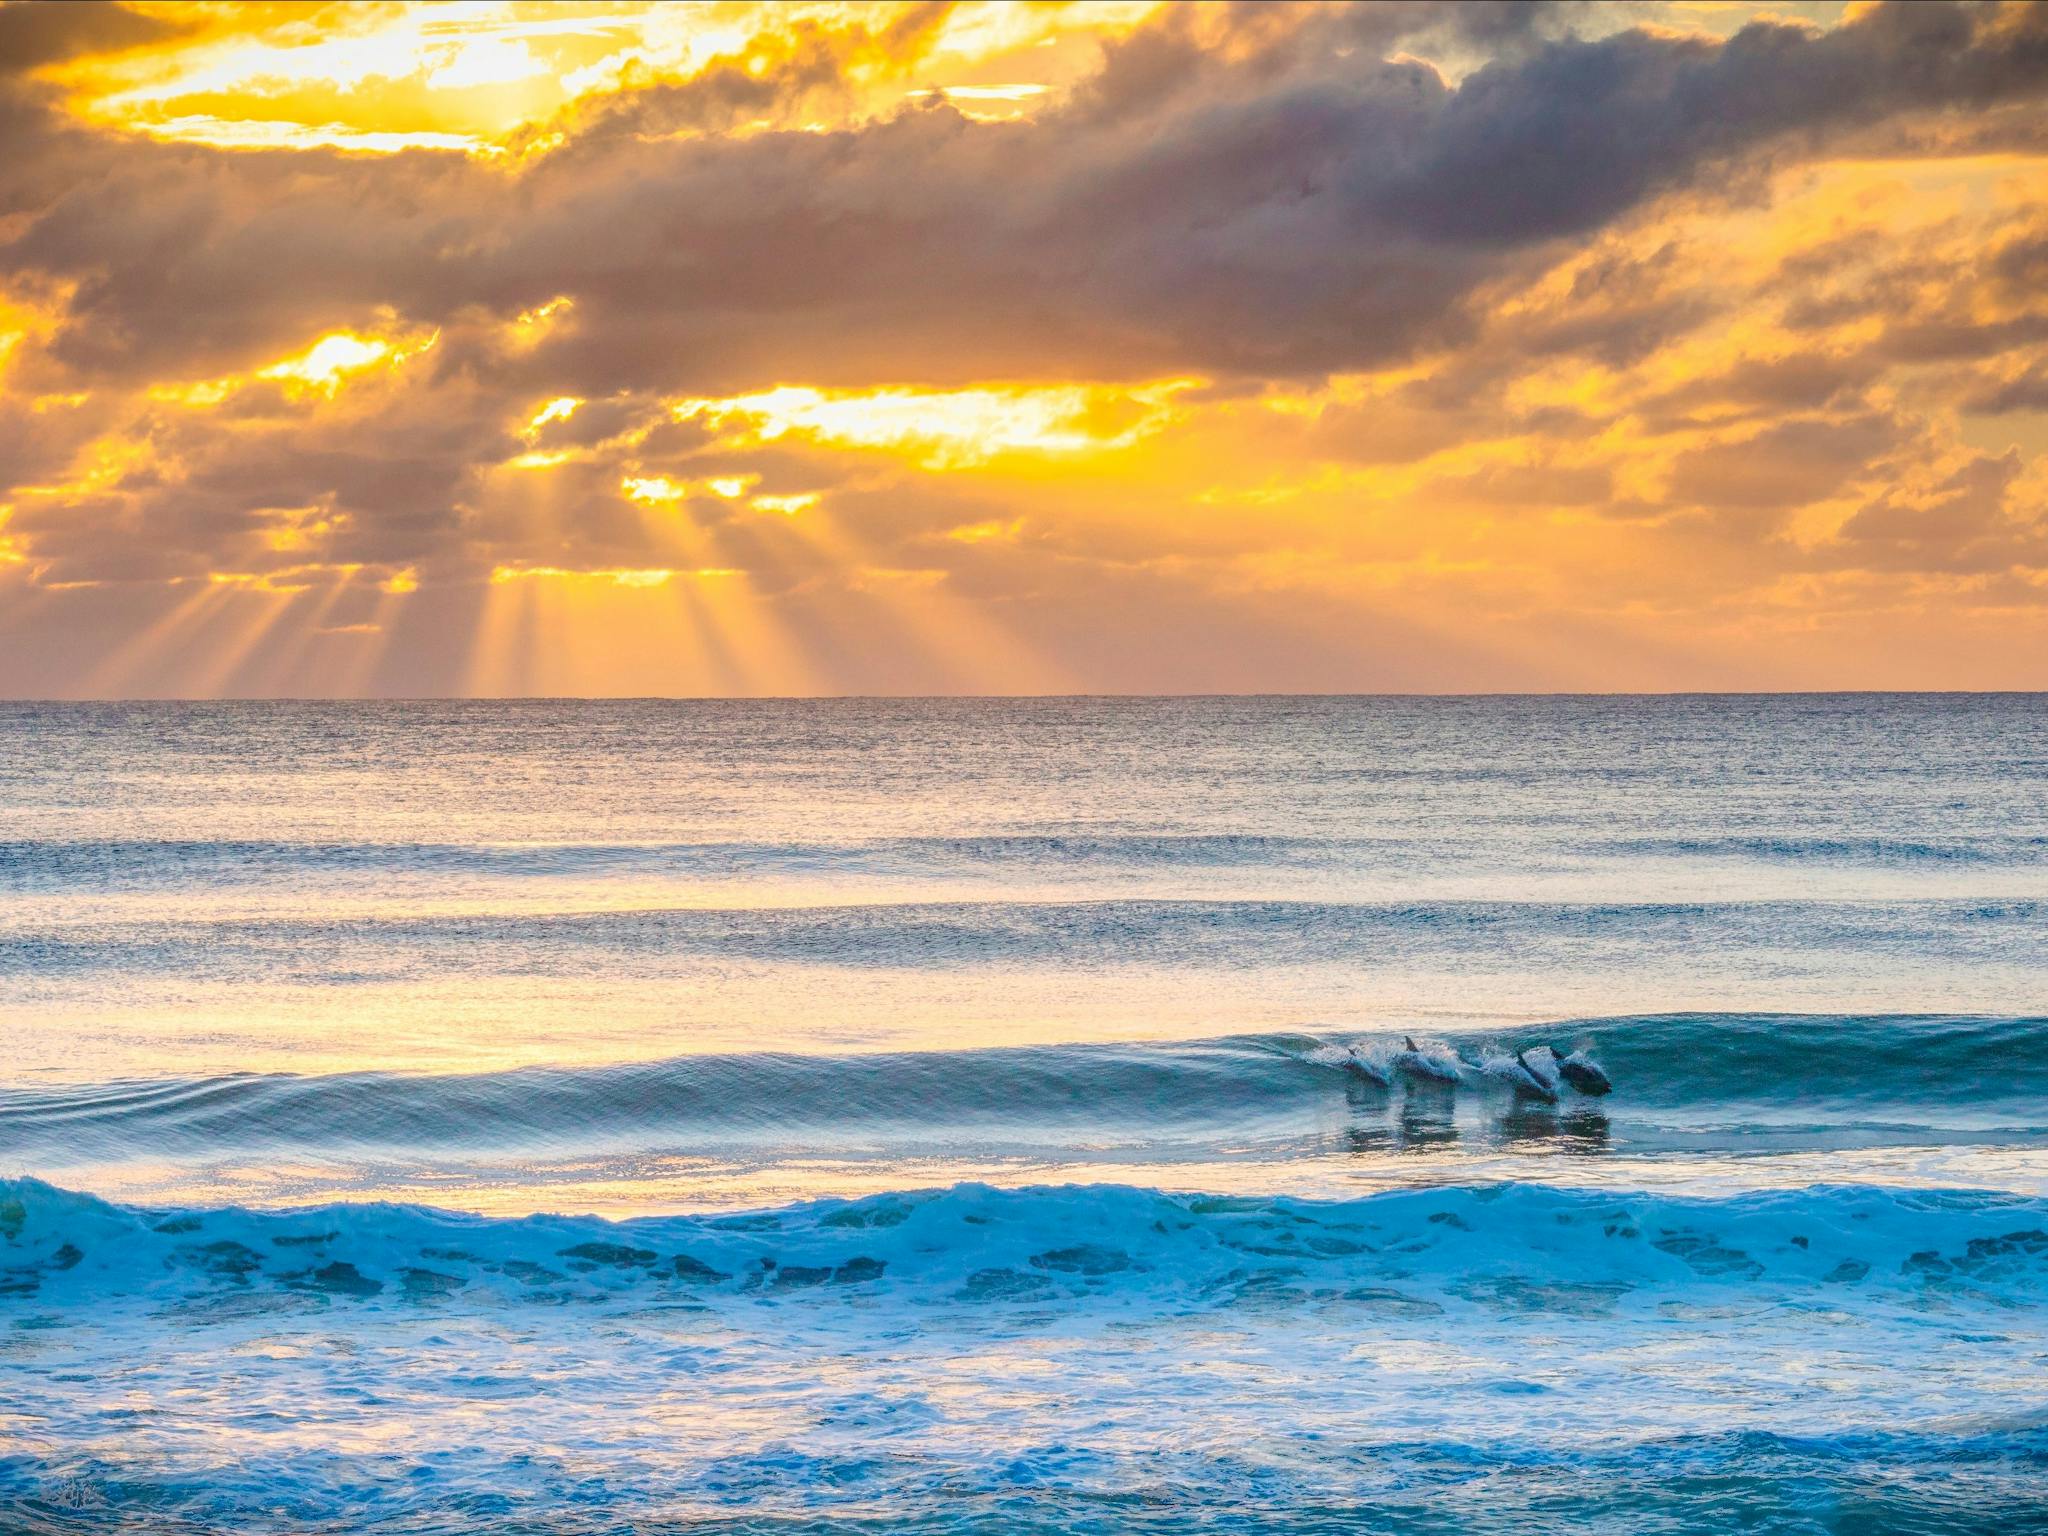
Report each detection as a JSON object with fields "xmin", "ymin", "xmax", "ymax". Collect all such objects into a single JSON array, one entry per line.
[{"xmin": 4, "ymin": 689, "xmax": 2046, "ymax": 705}]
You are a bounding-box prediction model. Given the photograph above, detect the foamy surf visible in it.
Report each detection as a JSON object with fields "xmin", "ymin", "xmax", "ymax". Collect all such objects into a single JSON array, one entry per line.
[
  {"xmin": 7, "ymin": 1177, "xmax": 2048, "ymax": 1312},
  {"xmin": 5, "ymin": 1178, "xmax": 2048, "ymax": 1535}
]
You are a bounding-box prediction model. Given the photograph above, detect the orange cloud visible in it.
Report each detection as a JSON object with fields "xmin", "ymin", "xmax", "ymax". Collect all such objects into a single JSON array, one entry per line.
[{"xmin": 2, "ymin": 2, "xmax": 2046, "ymax": 695}]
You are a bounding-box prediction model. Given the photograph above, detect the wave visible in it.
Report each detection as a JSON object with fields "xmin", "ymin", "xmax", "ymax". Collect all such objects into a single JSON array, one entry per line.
[
  {"xmin": 0, "ymin": 834, "xmax": 1394, "ymax": 892},
  {"xmin": 1594, "ymin": 834, "xmax": 2048, "ymax": 865},
  {"xmin": 8, "ymin": 827, "xmax": 2046, "ymax": 893},
  {"xmin": 4, "ymin": 1177, "xmax": 2046, "ymax": 1315},
  {"xmin": 4, "ymin": 1018, "xmax": 2044, "ymax": 1165},
  {"xmin": 8, "ymin": 896, "xmax": 2045, "ymax": 980}
]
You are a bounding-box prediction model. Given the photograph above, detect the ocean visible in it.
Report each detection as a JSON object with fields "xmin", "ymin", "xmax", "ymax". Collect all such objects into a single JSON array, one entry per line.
[{"xmin": 2, "ymin": 696, "xmax": 2045, "ymax": 1533}]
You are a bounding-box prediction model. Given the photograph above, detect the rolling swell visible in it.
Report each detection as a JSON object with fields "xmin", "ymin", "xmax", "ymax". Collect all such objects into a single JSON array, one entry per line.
[
  {"xmin": 0, "ymin": 833, "xmax": 1395, "ymax": 892},
  {"xmin": 1595, "ymin": 833, "xmax": 2048, "ymax": 864},
  {"xmin": 6, "ymin": 821, "xmax": 2043, "ymax": 897},
  {"xmin": 7, "ymin": 896, "xmax": 2045, "ymax": 980},
  {"xmin": 4, "ymin": 1018, "xmax": 2044, "ymax": 1163}
]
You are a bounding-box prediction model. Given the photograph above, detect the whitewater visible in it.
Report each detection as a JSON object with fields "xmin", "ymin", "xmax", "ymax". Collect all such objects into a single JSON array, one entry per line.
[{"xmin": 3, "ymin": 696, "xmax": 2046, "ymax": 1533}]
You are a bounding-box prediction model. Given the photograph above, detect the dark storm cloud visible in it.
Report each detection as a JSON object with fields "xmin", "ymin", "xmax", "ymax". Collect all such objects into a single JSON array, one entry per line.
[{"xmin": 1370, "ymin": 1, "xmax": 2048, "ymax": 248}]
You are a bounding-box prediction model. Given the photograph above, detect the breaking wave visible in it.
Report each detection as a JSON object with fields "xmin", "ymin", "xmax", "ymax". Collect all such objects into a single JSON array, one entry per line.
[{"xmin": 6, "ymin": 1176, "xmax": 2047, "ymax": 1315}]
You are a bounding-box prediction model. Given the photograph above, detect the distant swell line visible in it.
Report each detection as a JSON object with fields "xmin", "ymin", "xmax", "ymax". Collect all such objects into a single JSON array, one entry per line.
[
  {"xmin": 1596, "ymin": 834, "xmax": 2048, "ymax": 864},
  {"xmin": 0, "ymin": 833, "xmax": 1389, "ymax": 890},
  {"xmin": 4, "ymin": 828, "xmax": 2046, "ymax": 890},
  {"xmin": 6, "ymin": 897, "xmax": 2046, "ymax": 981}
]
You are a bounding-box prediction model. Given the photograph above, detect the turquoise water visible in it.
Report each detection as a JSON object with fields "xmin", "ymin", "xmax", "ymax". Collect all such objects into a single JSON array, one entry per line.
[{"xmin": 3, "ymin": 697, "xmax": 2046, "ymax": 1532}]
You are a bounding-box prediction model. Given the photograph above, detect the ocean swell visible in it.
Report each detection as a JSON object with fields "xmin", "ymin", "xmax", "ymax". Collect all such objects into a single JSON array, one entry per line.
[
  {"xmin": 7, "ymin": 897, "xmax": 2046, "ymax": 981},
  {"xmin": 5, "ymin": 1018, "xmax": 2043, "ymax": 1167},
  {"xmin": 0, "ymin": 834, "xmax": 1417, "ymax": 894}
]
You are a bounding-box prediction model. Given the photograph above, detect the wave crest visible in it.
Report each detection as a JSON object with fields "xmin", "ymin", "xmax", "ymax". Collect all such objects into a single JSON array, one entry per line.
[
  {"xmin": 5, "ymin": 1017, "xmax": 2044, "ymax": 1166},
  {"xmin": 5, "ymin": 1178, "xmax": 2046, "ymax": 1316}
]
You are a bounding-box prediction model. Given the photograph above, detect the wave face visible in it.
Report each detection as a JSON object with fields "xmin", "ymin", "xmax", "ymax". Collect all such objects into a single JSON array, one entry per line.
[
  {"xmin": 5, "ymin": 1018, "xmax": 2047, "ymax": 1182},
  {"xmin": 5, "ymin": 696, "xmax": 2048, "ymax": 1532}
]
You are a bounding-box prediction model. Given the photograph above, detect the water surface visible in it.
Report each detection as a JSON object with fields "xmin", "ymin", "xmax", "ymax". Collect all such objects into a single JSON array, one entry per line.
[{"xmin": 3, "ymin": 697, "xmax": 2045, "ymax": 1532}]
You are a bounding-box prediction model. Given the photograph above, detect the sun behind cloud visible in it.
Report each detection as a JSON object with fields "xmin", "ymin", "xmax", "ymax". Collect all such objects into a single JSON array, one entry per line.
[{"xmin": 0, "ymin": 0, "xmax": 2044, "ymax": 695}]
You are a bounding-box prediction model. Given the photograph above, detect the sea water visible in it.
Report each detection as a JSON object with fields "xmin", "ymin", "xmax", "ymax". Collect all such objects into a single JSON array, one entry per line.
[{"xmin": 1, "ymin": 696, "xmax": 2045, "ymax": 1533}]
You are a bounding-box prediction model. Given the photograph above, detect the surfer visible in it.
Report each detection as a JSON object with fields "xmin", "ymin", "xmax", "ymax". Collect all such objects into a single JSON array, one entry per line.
[
  {"xmin": 1394, "ymin": 1035, "xmax": 1461, "ymax": 1084},
  {"xmin": 1546, "ymin": 1044, "xmax": 1613, "ymax": 1096}
]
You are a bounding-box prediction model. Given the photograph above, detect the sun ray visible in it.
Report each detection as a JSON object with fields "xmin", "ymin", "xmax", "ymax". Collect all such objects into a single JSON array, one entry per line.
[
  {"xmin": 780, "ymin": 499, "xmax": 1066, "ymax": 694},
  {"xmin": 74, "ymin": 579, "xmax": 236, "ymax": 697}
]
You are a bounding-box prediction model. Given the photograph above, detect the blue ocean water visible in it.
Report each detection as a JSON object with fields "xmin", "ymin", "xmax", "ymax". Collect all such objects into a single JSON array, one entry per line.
[{"xmin": 2, "ymin": 696, "xmax": 2046, "ymax": 1533}]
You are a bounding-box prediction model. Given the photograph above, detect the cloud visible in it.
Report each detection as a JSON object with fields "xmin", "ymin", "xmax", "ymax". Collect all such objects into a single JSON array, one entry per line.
[
  {"xmin": 537, "ymin": 1, "xmax": 957, "ymax": 149},
  {"xmin": 1832, "ymin": 451, "xmax": 2048, "ymax": 574},
  {"xmin": 1, "ymin": 1, "xmax": 2046, "ymax": 691},
  {"xmin": 1967, "ymin": 361, "xmax": 2048, "ymax": 414},
  {"xmin": 0, "ymin": 1, "xmax": 191, "ymax": 75},
  {"xmin": 1665, "ymin": 416, "xmax": 1903, "ymax": 513},
  {"xmin": 7, "ymin": 1, "xmax": 2045, "ymax": 393},
  {"xmin": 1374, "ymin": 2, "xmax": 2048, "ymax": 247}
]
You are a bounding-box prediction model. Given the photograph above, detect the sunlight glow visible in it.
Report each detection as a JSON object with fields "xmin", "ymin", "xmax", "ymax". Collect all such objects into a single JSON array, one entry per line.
[
  {"xmin": 672, "ymin": 382, "xmax": 1195, "ymax": 468},
  {"xmin": 6, "ymin": 3, "xmax": 2046, "ymax": 697},
  {"xmin": 143, "ymin": 327, "xmax": 437, "ymax": 411},
  {"xmin": 261, "ymin": 333, "xmax": 399, "ymax": 395},
  {"xmin": 513, "ymin": 298, "xmax": 575, "ymax": 336},
  {"xmin": 45, "ymin": 2, "xmax": 1161, "ymax": 157},
  {"xmin": 526, "ymin": 397, "xmax": 583, "ymax": 433},
  {"xmin": 622, "ymin": 475, "xmax": 687, "ymax": 507},
  {"xmin": 489, "ymin": 565, "xmax": 739, "ymax": 587}
]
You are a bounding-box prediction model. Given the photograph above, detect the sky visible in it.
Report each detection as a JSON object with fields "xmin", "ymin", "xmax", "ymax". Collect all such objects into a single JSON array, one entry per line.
[{"xmin": 0, "ymin": 0, "xmax": 2045, "ymax": 697}]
